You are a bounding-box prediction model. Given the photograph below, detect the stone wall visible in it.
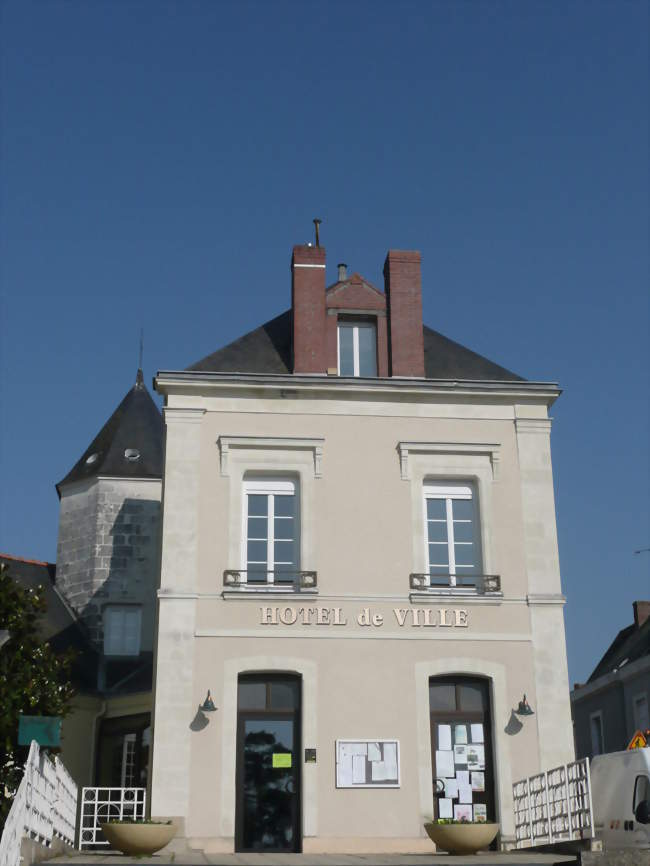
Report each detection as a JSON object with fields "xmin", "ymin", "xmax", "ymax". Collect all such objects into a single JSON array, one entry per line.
[{"xmin": 56, "ymin": 477, "xmax": 162, "ymax": 650}]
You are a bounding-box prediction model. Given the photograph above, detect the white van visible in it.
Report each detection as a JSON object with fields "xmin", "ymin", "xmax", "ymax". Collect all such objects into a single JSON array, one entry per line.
[{"xmin": 590, "ymin": 748, "xmax": 650, "ymax": 850}]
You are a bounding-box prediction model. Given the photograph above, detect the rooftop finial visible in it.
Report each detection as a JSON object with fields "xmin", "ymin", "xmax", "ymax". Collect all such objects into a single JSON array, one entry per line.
[
  {"xmin": 313, "ymin": 218, "xmax": 322, "ymax": 247},
  {"xmin": 136, "ymin": 328, "xmax": 144, "ymax": 386}
]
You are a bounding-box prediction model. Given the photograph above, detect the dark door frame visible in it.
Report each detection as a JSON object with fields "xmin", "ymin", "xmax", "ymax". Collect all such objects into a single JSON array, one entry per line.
[
  {"xmin": 234, "ymin": 673, "xmax": 302, "ymax": 853},
  {"xmin": 429, "ymin": 676, "xmax": 496, "ymax": 823}
]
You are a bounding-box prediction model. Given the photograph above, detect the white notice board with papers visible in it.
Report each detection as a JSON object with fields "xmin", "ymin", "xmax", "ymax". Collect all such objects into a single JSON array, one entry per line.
[{"xmin": 335, "ymin": 739, "xmax": 400, "ymax": 788}]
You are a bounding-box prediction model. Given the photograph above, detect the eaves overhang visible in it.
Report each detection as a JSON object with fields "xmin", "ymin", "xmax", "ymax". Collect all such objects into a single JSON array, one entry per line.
[{"xmin": 154, "ymin": 370, "xmax": 561, "ymax": 405}]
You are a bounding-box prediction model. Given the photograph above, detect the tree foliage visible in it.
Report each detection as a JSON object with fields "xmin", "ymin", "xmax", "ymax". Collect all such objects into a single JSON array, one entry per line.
[{"xmin": 0, "ymin": 562, "xmax": 76, "ymax": 827}]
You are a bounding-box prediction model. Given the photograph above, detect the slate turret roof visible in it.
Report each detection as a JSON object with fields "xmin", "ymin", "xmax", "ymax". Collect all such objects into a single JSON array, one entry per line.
[
  {"xmin": 56, "ymin": 369, "xmax": 163, "ymax": 495},
  {"xmin": 187, "ymin": 310, "xmax": 524, "ymax": 381}
]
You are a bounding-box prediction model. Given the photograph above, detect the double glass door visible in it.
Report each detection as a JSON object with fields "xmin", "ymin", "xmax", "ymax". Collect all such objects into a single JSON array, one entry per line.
[{"xmin": 235, "ymin": 674, "xmax": 301, "ymax": 852}]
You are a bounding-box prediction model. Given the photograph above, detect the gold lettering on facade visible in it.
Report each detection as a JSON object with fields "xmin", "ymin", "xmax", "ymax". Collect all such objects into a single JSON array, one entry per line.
[
  {"xmin": 357, "ymin": 607, "xmax": 371, "ymax": 626},
  {"xmin": 259, "ymin": 606, "xmax": 470, "ymax": 628},
  {"xmin": 279, "ymin": 606, "xmax": 297, "ymax": 625}
]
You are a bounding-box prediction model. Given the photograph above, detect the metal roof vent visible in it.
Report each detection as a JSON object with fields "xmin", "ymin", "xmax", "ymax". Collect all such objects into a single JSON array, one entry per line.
[
  {"xmin": 124, "ymin": 448, "xmax": 141, "ymax": 462},
  {"xmin": 85, "ymin": 453, "xmax": 99, "ymax": 465}
]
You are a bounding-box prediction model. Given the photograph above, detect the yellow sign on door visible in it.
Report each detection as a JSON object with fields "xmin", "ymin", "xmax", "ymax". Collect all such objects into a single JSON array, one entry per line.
[{"xmin": 272, "ymin": 752, "xmax": 292, "ymax": 768}]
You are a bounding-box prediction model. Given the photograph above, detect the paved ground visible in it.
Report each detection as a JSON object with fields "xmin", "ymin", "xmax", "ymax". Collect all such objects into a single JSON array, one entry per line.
[{"xmin": 48, "ymin": 853, "xmax": 577, "ymax": 866}]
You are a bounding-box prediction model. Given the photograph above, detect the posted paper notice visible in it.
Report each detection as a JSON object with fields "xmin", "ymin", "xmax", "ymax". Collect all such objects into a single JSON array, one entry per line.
[
  {"xmin": 436, "ymin": 750, "xmax": 455, "ymax": 777},
  {"xmin": 437, "ymin": 724, "xmax": 452, "ymax": 750}
]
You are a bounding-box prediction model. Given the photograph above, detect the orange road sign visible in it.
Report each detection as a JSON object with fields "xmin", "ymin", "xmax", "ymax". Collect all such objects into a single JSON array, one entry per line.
[{"xmin": 627, "ymin": 730, "xmax": 648, "ymax": 749}]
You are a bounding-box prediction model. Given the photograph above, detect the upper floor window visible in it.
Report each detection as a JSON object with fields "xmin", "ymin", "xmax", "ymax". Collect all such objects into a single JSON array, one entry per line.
[
  {"xmin": 338, "ymin": 320, "xmax": 377, "ymax": 377},
  {"xmin": 104, "ymin": 605, "xmax": 141, "ymax": 656},
  {"xmin": 424, "ymin": 482, "xmax": 481, "ymax": 587},
  {"xmin": 590, "ymin": 711, "xmax": 604, "ymax": 756},
  {"xmin": 242, "ymin": 477, "xmax": 299, "ymax": 585}
]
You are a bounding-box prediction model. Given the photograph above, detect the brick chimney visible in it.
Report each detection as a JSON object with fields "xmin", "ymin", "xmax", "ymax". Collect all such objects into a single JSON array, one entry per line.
[
  {"xmin": 383, "ymin": 250, "xmax": 425, "ymax": 377},
  {"xmin": 292, "ymin": 245, "xmax": 326, "ymax": 373},
  {"xmin": 633, "ymin": 601, "xmax": 650, "ymax": 628}
]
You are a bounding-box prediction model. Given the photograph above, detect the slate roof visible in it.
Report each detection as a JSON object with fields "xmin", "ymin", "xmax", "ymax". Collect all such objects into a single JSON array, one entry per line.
[
  {"xmin": 588, "ymin": 616, "xmax": 650, "ymax": 683},
  {"xmin": 0, "ymin": 553, "xmax": 99, "ymax": 689},
  {"xmin": 187, "ymin": 310, "xmax": 524, "ymax": 381},
  {"xmin": 57, "ymin": 369, "xmax": 163, "ymax": 494}
]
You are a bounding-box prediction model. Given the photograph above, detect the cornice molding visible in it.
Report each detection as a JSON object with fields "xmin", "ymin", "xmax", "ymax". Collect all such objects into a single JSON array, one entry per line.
[
  {"xmin": 515, "ymin": 418, "xmax": 552, "ymax": 434},
  {"xmin": 217, "ymin": 435, "xmax": 324, "ymax": 478},
  {"xmin": 397, "ymin": 441, "xmax": 501, "ymax": 481},
  {"xmin": 163, "ymin": 407, "xmax": 206, "ymax": 424}
]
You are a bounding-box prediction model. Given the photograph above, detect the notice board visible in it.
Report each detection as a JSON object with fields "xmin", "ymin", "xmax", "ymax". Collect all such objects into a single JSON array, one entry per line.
[{"xmin": 335, "ymin": 739, "xmax": 400, "ymax": 788}]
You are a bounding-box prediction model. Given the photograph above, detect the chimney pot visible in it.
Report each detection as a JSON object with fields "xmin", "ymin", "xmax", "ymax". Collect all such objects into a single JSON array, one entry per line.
[{"xmin": 337, "ymin": 263, "xmax": 347, "ymax": 282}]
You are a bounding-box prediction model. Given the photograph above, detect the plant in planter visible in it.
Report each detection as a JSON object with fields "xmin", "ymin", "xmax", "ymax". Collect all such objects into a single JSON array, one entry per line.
[
  {"xmin": 423, "ymin": 817, "xmax": 500, "ymax": 855},
  {"xmin": 100, "ymin": 819, "xmax": 175, "ymax": 856}
]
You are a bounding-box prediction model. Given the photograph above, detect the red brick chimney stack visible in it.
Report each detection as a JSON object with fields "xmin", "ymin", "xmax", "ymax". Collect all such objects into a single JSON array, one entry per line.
[
  {"xmin": 633, "ymin": 601, "xmax": 650, "ymax": 629},
  {"xmin": 383, "ymin": 250, "xmax": 425, "ymax": 377},
  {"xmin": 291, "ymin": 245, "xmax": 327, "ymax": 373}
]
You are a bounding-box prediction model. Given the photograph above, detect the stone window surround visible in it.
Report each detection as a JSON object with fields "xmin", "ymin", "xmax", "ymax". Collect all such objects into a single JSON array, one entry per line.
[
  {"xmin": 398, "ymin": 442, "xmax": 499, "ymax": 580},
  {"xmin": 217, "ymin": 436, "xmax": 324, "ymax": 587}
]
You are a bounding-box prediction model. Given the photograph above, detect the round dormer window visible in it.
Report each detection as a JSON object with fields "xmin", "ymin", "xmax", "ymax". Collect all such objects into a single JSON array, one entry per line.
[
  {"xmin": 85, "ymin": 453, "xmax": 99, "ymax": 465},
  {"xmin": 124, "ymin": 448, "xmax": 141, "ymax": 462}
]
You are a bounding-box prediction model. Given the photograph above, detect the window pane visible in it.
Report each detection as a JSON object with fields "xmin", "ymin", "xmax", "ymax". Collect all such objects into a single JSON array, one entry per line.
[
  {"xmin": 274, "ymin": 494, "xmax": 295, "ymax": 518},
  {"xmin": 357, "ymin": 324, "xmax": 377, "ymax": 376},
  {"xmin": 458, "ymin": 683, "xmax": 486, "ymax": 712},
  {"xmin": 247, "ymin": 563, "xmax": 267, "ymax": 583},
  {"xmin": 453, "ymin": 521, "xmax": 475, "ymax": 543},
  {"xmin": 427, "ymin": 498, "xmax": 446, "ymax": 520},
  {"xmin": 247, "ymin": 540, "xmax": 267, "ymax": 565},
  {"xmin": 238, "ymin": 681, "xmax": 267, "ymax": 710},
  {"xmin": 248, "ymin": 494, "xmax": 268, "ymax": 517},
  {"xmin": 429, "ymin": 543, "xmax": 448, "ymax": 566},
  {"xmin": 274, "ymin": 517, "xmax": 294, "ymax": 540},
  {"xmin": 452, "ymin": 499, "xmax": 473, "ymax": 520},
  {"xmin": 274, "ymin": 540, "xmax": 296, "ymax": 567},
  {"xmin": 338, "ymin": 325, "xmax": 355, "ymax": 376},
  {"xmin": 269, "ymin": 680, "xmax": 299, "ymax": 710},
  {"xmin": 454, "ymin": 544, "xmax": 476, "ymax": 567},
  {"xmin": 429, "ymin": 682, "xmax": 456, "ymax": 712},
  {"xmin": 247, "ymin": 516, "xmax": 268, "ymax": 540},
  {"xmin": 427, "ymin": 521, "xmax": 448, "ymax": 543},
  {"xmin": 634, "ymin": 775, "xmax": 650, "ymax": 810}
]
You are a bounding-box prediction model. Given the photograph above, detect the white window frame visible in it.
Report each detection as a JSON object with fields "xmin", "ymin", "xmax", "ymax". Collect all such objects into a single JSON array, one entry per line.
[
  {"xmin": 422, "ymin": 482, "xmax": 481, "ymax": 587},
  {"xmin": 337, "ymin": 320, "xmax": 377, "ymax": 376},
  {"xmin": 103, "ymin": 605, "xmax": 142, "ymax": 657},
  {"xmin": 590, "ymin": 710, "xmax": 604, "ymax": 756},
  {"xmin": 241, "ymin": 477, "xmax": 299, "ymax": 585}
]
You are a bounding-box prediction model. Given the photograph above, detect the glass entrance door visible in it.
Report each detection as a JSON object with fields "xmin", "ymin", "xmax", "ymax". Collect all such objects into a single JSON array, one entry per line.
[
  {"xmin": 235, "ymin": 674, "xmax": 301, "ymax": 852},
  {"xmin": 429, "ymin": 676, "xmax": 495, "ymax": 823}
]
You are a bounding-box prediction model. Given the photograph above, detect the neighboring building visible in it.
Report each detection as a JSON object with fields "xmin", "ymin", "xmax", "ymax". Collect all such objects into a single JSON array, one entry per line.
[
  {"xmin": 149, "ymin": 239, "xmax": 574, "ymax": 853},
  {"xmin": 1, "ymin": 368, "xmax": 163, "ymax": 790},
  {"xmin": 571, "ymin": 600, "xmax": 650, "ymax": 759}
]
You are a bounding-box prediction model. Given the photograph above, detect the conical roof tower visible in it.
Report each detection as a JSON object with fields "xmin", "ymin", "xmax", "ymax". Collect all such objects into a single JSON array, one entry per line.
[{"xmin": 56, "ymin": 369, "xmax": 163, "ymax": 494}]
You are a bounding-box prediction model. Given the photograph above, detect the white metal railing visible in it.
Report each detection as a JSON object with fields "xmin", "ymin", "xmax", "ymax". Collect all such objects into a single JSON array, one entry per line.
[
  {"xmin": 79, "ymin": 787, "xmax": 146, "ymax": 850},
  {"xmin": 513, "ymin": 758, "xmax": 594, "ymax": 848},
  {"xmin": 0, "ymin": 741, "xmax": 77, "ymax": 866}
]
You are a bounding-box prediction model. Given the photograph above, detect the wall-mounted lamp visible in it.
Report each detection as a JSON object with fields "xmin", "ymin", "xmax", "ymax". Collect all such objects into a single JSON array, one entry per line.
[
  {"xmin": 201, "ymin": 690, "xmax": 217, "ymax": 712},
  {"xmin": 515, "ymin": 694, "xmax": 534, "ymax": 716}
]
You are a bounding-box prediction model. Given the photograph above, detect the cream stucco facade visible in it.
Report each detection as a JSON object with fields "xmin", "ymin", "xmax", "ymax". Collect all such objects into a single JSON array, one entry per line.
[{"xmin": 149, "ymin": 373, "xmax": 574, "ymax": 852}]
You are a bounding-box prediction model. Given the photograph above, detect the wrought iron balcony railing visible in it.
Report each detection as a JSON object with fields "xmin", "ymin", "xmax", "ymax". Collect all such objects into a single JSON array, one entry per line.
[
  {"xmin": 223, "ymin": 570, "xmax": 317, "ymax": 591},
  {"xmin": 409, "ymin": 573, "xmax": 501, "ymax": 594}
]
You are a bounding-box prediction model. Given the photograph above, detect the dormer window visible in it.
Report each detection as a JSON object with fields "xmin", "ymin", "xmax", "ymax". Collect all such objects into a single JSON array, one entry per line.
[{"xmin": 337, "ymin": 320, "xmax": 377, "ymax": 377}]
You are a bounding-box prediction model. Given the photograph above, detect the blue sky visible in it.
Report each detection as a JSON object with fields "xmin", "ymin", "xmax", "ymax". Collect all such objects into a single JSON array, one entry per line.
[{"xmin": 0, "ymin": 0, "xmax": 647, "ymax": 685}]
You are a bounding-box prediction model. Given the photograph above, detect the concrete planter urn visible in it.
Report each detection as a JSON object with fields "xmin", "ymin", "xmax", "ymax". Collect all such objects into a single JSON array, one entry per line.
[
  {"xmin": 423, "ymin": 821, "xmax": 499, "ymax": 855},
  {"xmin": 100, "ymin": 821, "xmax": 175, "ymax": 855}
]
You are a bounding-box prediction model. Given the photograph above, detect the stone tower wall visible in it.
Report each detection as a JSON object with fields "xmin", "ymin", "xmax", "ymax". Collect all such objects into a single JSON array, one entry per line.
[{"xmin": 56, "ymin": 477, "xmax": 162, "ymax": 650}]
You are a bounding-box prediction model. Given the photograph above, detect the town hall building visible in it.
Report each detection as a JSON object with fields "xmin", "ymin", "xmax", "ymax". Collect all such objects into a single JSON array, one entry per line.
[{"xmin": 149, "ymin": 237, "xmax": 574, "ymax": 852}]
